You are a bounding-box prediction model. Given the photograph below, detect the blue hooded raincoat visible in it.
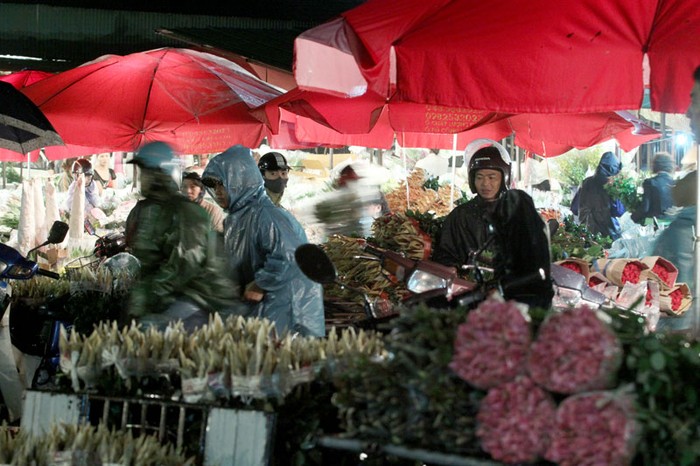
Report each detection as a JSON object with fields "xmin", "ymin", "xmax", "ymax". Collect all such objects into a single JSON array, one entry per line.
[{"xmin": 203, "ymin": 146, "xmax": 325, "ymax": 337}]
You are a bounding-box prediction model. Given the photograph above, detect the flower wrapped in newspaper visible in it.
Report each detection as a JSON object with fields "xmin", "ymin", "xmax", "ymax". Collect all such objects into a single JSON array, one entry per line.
[
  {"xmin": 593, "ymin": 258, "xmax": 648, "ymax": 287},
  {"xmin": 588, "ymin": 272, "xmax": 619, "ymax": 301},
  {"xmin": 545, "ymin": 389, "xmax": 640, "ymax": 466},
  {"xmin": 659, "ymin": 283, "xmax": 692, "ymax": 315},
  {"xmin": 476, "ymin": 376, "xmax": 556, "ymax": 464},
  {"xmin": 640, "ymin": 256, "xmax": 678, "ymax": 290},
  {"xmin": 527, "ymin": 306, "xmax": 622, "ymax": 394},
  {"xmin": 449, "ymin": 298, "xmax": 531, "ymax": 389},
  {"xmin": 555, "ymin": 258, "xmax": 590, "ymax": 282}
]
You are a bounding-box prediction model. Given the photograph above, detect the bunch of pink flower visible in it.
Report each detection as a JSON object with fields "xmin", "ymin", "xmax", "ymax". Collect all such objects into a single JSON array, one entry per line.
[
  {"xmin": 477, "ymin": 376, "xmax": 556, "ymax": 464},
  {"xmin": 449, "ymin": 299, "xmax": 531, "ymax": 389},
  {"xmin": 545, "ymin": 391, "xmax": 640, "ymax": 466},
  {"xmin": 527, "ymin": 306, "xmax": 622, "ymax": 394}
]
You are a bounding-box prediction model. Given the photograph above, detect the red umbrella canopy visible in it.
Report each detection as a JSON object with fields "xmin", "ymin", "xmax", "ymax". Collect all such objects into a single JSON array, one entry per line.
[
  {"xmin": 22, "ymin": 48, "xmax": 283, "ymax": 154},
  {"xmin": 0, "ymin": 70, "xmax": 54, "ymax": 89},
  {"xmin": 294, "ymin": 0, "xmax": 700, "ymax": 114},
  {"xmin": 255, "ymin": 87, "xmax": 659, "ymax": 155}
]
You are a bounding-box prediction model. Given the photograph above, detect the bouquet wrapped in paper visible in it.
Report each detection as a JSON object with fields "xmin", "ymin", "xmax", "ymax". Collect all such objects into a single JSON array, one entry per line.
[
  {"xmin": 640, "ymin": 256, "xmax": 678, "ymax": 290},
  {"xmin": 588, "ymin": 272, "xmax": 620, "ymax": 300},
  {"xmin": 527, "ymin": 306, "xmax": 622, "ymax": 394},
  {"xmin": 449, "ymin": 298, "xmax": 531, "ymax": 389},
  {"xmin": 476, "ymin": 376, "xmax": 556, "ymax": 464},
  {"xmin": 659, "ymin": 283, "xmax": 692, "ymax": 315},
  {"xmin": 555, "ymin": 258, "xmax": 591, "ymax": 282},
  {"xmin": 593, "ymin": 258, "xmax": 648, "ymax": 287},
  {"xmin": 545, "ymin": 389, "xmax": 640, "ymax": 466}
]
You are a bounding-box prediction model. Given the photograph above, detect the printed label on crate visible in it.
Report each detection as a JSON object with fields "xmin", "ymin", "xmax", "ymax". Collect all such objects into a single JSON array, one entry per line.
[{"xmin": 182, "ymin": 376, "xmax": 208, "ymax": 403}]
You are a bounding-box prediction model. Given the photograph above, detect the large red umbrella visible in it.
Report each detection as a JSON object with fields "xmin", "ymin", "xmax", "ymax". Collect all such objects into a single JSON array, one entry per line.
[
  {"xmin": 294, "ymin": 0, "xmax": 700, "ymax": 114},
  {"xmin": 0, "ymin": 70, "xmax": 54, "ymax": 89},
  {"xmin": 254, "ymin": 88, "xmax": 660, "ymax": 155},
  {"xmin": 22, "ymin": 48, "xmax": 283, "ymax": 154}
]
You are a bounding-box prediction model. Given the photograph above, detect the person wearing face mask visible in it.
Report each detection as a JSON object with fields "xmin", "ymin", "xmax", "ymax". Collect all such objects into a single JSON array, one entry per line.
[{"xmin": 258, "ymin": 151, "xmax": 290, "ymax": 207}]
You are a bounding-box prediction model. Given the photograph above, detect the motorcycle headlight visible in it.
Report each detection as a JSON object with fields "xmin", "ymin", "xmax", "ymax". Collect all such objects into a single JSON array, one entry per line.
[
  {"xmin": 0, "ymin": 261, "xmax": 6, "ymax": 275},
  {"xmin": 407, "ymin": 270, "xmax": 448, "ymax": 294}
]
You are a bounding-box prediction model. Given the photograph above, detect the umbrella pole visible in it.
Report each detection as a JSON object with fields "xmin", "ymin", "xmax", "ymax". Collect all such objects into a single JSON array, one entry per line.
[
  {"xmin": 694, "ymin": 142, "xmax": 700, "ymax": 337},
  {"xmin": 26, "ymin": 153, "xmax": 30, "ymax": 179},
  {"xmin": 450, "ymin": 133, "xmax": 457, "ymax": 210}
]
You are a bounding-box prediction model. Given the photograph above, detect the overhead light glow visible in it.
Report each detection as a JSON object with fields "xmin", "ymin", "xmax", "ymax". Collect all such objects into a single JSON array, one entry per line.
[{"xmin": 676, "ymin": 132, "xmax": 690, "ymax": 147}]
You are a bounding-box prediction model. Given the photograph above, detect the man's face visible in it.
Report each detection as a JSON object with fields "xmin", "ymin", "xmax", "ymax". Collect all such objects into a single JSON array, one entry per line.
[
  {"xmin": 474, "ymin": 169, "xmax": 503, "ymax": 202},
  {"xmin": 687, "ymin": 80, "xmax": 700, "ymax": 143},
  {"xmin": 213, "ymin": 184, "xmax": 229, "ymax": 209},
  {"xmin": 182, "ymin": 178, "xmax": 202, "ymax": 202},
  {"xmin": 262, "ymin": 168, "xmax": 289, "ymax": 181}
]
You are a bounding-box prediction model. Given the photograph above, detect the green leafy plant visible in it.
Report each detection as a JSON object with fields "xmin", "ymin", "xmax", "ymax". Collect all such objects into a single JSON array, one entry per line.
[
  {"xmin": 550, "ymin": 215, "xmax": 612, "ymax": 262},
  {"xmin": 605, "ymin": 173, "xmax": 642, "ymax": 213}
]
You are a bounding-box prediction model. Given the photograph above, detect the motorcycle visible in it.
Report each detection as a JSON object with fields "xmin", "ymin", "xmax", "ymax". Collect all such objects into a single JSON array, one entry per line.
[
  {"xmin": 0, "ymin": 220, "xmax": 68, "ymax": 421},
  {"xmin": 295, "ymin": 241, "xmax": 548, "ymax": 330}
]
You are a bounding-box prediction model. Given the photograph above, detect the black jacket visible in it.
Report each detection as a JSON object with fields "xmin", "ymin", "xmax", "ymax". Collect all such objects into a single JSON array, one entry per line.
[
  {"xmin": 432, "ymin": 190, "xmax": 553, "ymax": 309},
  {"xmin": 631, "ymin": 172, "xmax": 674, "ymax": 224}
]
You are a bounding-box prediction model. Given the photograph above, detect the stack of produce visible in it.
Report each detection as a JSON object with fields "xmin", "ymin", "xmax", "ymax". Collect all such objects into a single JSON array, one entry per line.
[
  {"xmin": 320, "ymin": 234, "xmax": 408, "ymax": 307},
  {"xmin": 331, "ymin": 298, "xmax": 700, "ymax": 465},
  {"xmin": 384, "ymin": 168, "xmax": 464, "ymax": 216},
  {"xmin": 59, "ymin": 314, "xmax": 385, "ymax": 403},
  {"xmin": 370, "ymin": 212, "xmax": 432, "ymax": 260},
  {"xmin": 0, "ymin": 423, "xmax": 191, "ymax": 465}
]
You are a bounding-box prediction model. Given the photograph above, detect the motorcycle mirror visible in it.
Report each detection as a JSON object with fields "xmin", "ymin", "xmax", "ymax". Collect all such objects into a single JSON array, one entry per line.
[
  {"xmin": 295, "ymin": 244, "xmax": 337, "ymax": 284},
  {"xmin": 47, "ymin": 221, "xmax": 69, "ymax": 244}
]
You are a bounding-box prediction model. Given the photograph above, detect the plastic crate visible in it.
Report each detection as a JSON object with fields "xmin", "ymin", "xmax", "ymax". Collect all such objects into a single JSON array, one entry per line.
[{"xmin": 22, "ymin": 390, "xmax": 276, "ymax": 465}]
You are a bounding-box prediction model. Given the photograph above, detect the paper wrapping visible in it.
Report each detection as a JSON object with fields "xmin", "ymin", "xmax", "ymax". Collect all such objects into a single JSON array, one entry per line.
[
  {"xmin": 659, "ymin": 283, "xmax": 692, "ymax": 315},
  {"xmin": 593, "ymin": 258, "xmax": 648, "ymax": 287},
  {"xmin": 68, "ymin": 175, "xmax": 85, "ymax": 240},
  {"xmin": 640, "ymin": 256, "xmax": 679, "ymax": 291},
  {"xmin": 32, "ymin": 178, "xmax": 46, "ymax": 247},
  {"xmin": 555, "ymin": 258, "xmax": 591, "ymax": 282},
  {"xmin": 16, "ymin": 180, "xmax": 36, "ymax": 256}
]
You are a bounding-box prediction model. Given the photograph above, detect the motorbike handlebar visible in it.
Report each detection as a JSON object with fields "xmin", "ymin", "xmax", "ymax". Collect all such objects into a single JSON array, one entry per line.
[
  {"xmin": 455, "ymin": 268, "xmax": 546, "ymax": 308},
  {"xmin": 37, "ymin": 268, "xmax": 60, "ymax": 280}
]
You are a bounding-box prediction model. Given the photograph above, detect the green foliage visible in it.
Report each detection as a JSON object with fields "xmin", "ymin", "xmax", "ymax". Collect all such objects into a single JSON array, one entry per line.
[
  {"xmin": 607, "ymin": 309, "xmax": 700, "ymax": 466},
  {"xmin": 550, "ymin": 148, "xmax": 605, "ymax": 205},
  {"xmin": 605, "ymin": 173, "xmax": 642, "ymax": 212},
  {"xmin": 3, "ymin": 164, "xmax": 21, "ymax": 184},
  {"xmin": 550, "ymin": 215, "xmax": 612, "ymax": 261}
]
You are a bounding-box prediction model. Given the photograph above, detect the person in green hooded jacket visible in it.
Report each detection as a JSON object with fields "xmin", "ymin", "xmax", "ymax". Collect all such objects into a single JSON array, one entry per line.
[{"xmin": 124, "ymin": 141, "xmax": 237, "ymax": 330}]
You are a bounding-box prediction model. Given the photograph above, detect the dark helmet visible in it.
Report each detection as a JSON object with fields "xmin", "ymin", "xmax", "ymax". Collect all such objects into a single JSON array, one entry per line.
[
  {"xmin": 258, "ymin": 152, "xmax": 289, "ymax": 175},
  {"xmin": 72, "ymin": 158, "xmax": 93, "ymax": 177},
  {"xmin": 127, "ymin": 141, "xmax": 181, "ymax": 186},
  {"xmin": 466, "ymin": 141, "xmax": 512, "ymax": 194}
]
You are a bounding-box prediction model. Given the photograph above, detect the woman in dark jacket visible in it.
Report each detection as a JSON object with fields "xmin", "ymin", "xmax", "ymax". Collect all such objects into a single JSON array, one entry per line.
[
  {"xmin": 631, "ymin": 152, "xmax": 675, "ymax": 224},
  {"xmin": 571, "ymin": 151, "xmax": 625, "ymax": 241}
]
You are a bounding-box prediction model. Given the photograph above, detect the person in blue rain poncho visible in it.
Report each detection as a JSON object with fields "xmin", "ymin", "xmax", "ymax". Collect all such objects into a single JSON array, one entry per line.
[{"xmin": 202, "ymin": 145, "xmax": 325, "ymax": 337}]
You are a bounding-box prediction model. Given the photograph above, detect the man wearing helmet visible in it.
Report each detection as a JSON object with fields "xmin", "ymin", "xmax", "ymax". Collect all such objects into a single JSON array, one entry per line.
[
  {"xmin": 258, "ymin": 151, "xmax": 290, "ymax": 207},
  {"xmin": 182, "ymin": 169, "xmax": 224, "ymax": 233},
  {"xmin": 432, "ymin": 140, "xmax": 554, "ymax": 309},
  {"xmin": 124, "ymin": 141, "xmax": 236, "ymax": 330}
]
